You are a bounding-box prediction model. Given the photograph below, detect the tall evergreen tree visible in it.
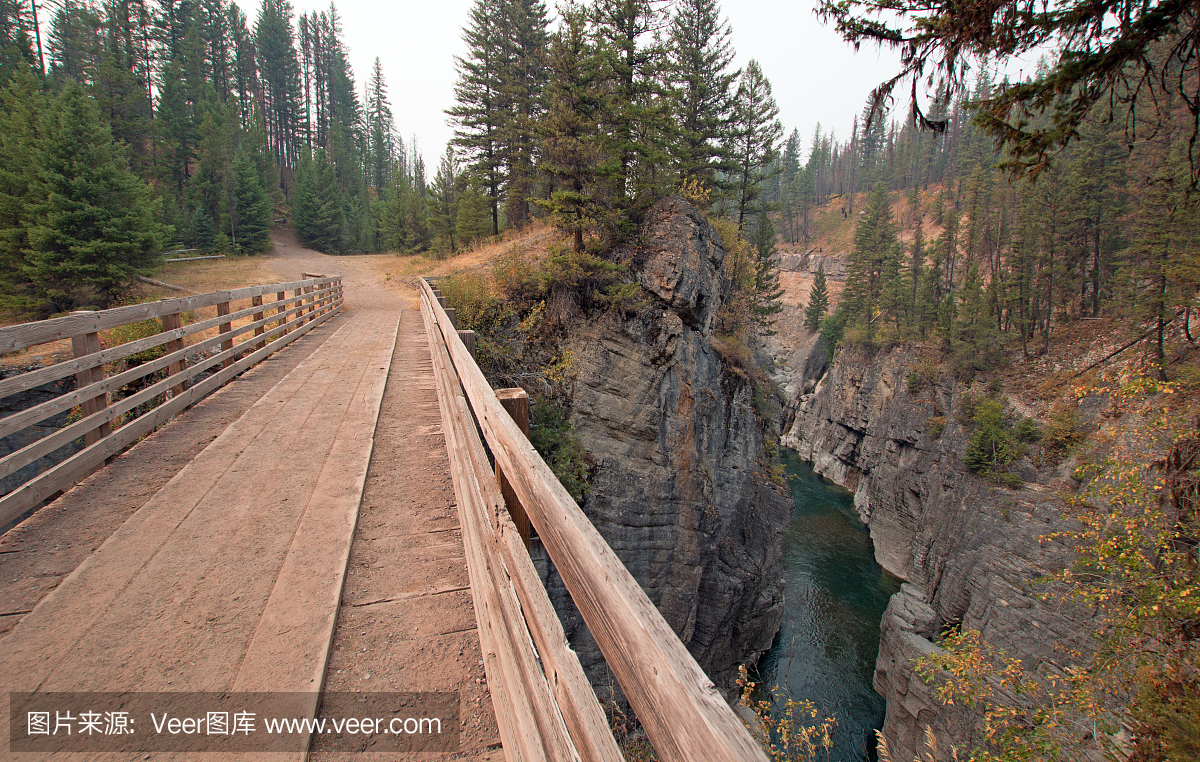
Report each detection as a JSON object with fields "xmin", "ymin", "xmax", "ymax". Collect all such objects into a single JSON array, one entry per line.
[
  {"xmin": 449, "ymin": 0, "xmax": 506, "ymax": 236},
  {"xmin": 665, "ymin": 0, "xmax": 737, "ymax": 192},
  {"xmin": 24, "ymin": 82, "xmax": 169, "ymax": 310},
  {"xmin": 535, "ymin": 3, "xmax": 608, "ymax": 252},
  {"xmin": 255, "ymin": 0, "xmax": 304, "ymax": 193},
  {"xmin": 292, "ymin": 148, "xmax": 344, "ymax": 252},
  {"xmin": 804, "ymin": 261, "xmax": 829, "ymax": 331},
  {"xmin": 727, "ymin": 59, "xmax": 781, "ymax": 229}
]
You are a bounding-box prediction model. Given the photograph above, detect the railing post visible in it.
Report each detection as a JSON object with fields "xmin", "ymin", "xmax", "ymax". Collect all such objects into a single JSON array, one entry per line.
[
  {"xmin": 69, "ymin": 313, "xmax": 111, "ymax": 447},
  {"xmin": 305, "ymin": 285, "xmax": 314, "ymax": 317},
  {"xmin": 217, "ymin": 301, "xmax": 233, "ymax": 368},
  {"xmin": 276, "ymin": 290, "xmax": 287, "ymax": 333},
  {"xmin": 495, "ymin": 388, "xmax": 532, "ymax": 551},
  {"xmin": 444, "ymin": 307, "xmax": 457, "ymax": 328},
  {"xmin": 457, "ymin": 330, "xmax": 475, "ymax": 359},
  {"xmin": 252, "ymin": 295, "xmax": 265, "ymax": 350},
  {"xmin": 293, "ymin": 288, "xmax": 303, "ymax": 326},
  {"xmin": 161, "ymin": 312, "xmax": 187, "ymax": 397}
]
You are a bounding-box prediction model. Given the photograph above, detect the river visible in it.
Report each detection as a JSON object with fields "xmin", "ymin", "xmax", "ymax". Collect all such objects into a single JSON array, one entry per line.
[{"xmin": 752, "ymin": 449, "xmax": 903, "ymax": 761}]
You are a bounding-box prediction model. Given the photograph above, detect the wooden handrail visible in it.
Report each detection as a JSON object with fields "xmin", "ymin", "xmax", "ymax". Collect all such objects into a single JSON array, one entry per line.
[
  {"xmin": 0, "ymin": 276, "xmax": 344, "ymax": 530},
  {"xmin": 0, "ymin": 276, "xmax": 339, "ymax": 355},
  {"xmin": 418, "ymin": 278, "xmax": 767, "ymax": 762}
]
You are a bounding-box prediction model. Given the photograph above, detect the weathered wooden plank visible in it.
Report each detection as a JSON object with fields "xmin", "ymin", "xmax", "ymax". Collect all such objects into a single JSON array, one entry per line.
[
  {"xmin": 162, "ymin": 312, "xmax": 187, "ymax": 396},
  {"xmin": 0, "ymin": 302, "xmax": 342, "ymax": 528},
  {"xmin": 0, "ymin": 295, "xmax": 332, "ymax": 442},
  {"xmin": 252, "ymin": 295, "xmax": 265, "ymax": 350},
  {"xmin": 0, "ymin": 284, "xmax": 340, "ymax": 400},
  {"xmin": 422, "ymin": 296, "xmax": 582, "ymax": 762},
  {"xmin": 69, "ymin": 322, "xmax": 110, "ymax": 448},
  {"xmin": 0, "ymin": 277, "xmax": 339, "ymax": 354},
  {"xmin": 445, "ymin": 339, "xmax": 621, "ymax": 762},
  {"xmin": 419, "ymin": 278, "xmax": 767, "ymax": 762},
  {"xmin": 496, "ymin": 388, "xmax": 533, "ymax": 551}
]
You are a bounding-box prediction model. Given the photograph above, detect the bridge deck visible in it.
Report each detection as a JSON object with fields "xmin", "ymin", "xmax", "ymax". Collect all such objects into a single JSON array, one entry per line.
[{"xmin": 0, "ymin": 300, "xmax": 500, "ymax": 759}]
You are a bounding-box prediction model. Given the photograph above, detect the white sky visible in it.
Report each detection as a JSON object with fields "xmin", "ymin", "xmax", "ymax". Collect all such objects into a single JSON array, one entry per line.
[{"xmin": 237, "ymin": 1, "xmax": 905, "ymax": 165}]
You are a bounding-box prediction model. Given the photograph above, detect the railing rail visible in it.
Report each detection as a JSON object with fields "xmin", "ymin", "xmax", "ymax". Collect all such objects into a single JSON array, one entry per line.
[
  {"xmin": 0, "ymin": 275, "xmax": 343, "ymax": 530},
  {"xmin": 419, "ymin": 278, "xmax": 768, "ymax": 762}
]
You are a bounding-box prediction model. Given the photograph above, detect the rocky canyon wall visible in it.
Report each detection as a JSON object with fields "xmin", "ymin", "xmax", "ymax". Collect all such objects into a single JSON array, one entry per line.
[
  {"xmin": 783, "ymin": 345, "xmax": 1100, "ymax": 760},
  {"xmin": 540, "ymin": 197, "xmax": 793, "ymax": 698}
]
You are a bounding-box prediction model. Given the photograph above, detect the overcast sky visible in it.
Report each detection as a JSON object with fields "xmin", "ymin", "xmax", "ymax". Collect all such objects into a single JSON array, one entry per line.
[{"xmin": 231, "ymin": 1, "xmax": 904, "ymax": 164}]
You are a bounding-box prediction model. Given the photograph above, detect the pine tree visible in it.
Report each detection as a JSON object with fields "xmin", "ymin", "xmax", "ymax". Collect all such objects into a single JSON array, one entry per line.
[
  {"xmin": 842, "ymin": 181, "xmax": 899, "ymax": 343},
  {"xmin": 666, "ymin": 0, "xmax": 737, "ymax": 192},
  {"xmin": 255, "ymin": 0, "xmax": 304, "ymax": 193},
  {"xmin": 498, "ymin": 0, "xmax": 550, "ymax": 229},
  {"xmin": 448, "ymin": 0, "xmax": 506, "ymax": 236},
  {"xmin": 728, "ymin": 59, "xmax": 781, "ymax": 229},
  {"xmin": 804, "ymin": 261, "xmax": 829, "ymax": 331},
  {"xmin": 365, "ymin": 57, "xmax": 395, "ymax": 190},
  {"xmin": 428, "ymin": 146, "xmax": 460, "ymax": 255},
  {"xmin": 24, "ymin": 82, "xmax": 169, "ymax": 310},
  {"xmin": 292, "ymin": 148, "xmax": 344, "ymax": 253},
  {"xmin": 0, "ymin": 66, "xmax": 42, "ymax": 308},
  {"xmin": 592, "ymin": 0, "xmax": 671, "ymax": 223},
  {"xmin": 230, "ymin": 150, "xmax": 271, "ymax": 253},
  {"xmin": 535, "ymin": 3, "xmax": 609, "ymax": 252},
  {"xmin": 749, "ymin": 210, "xmax": 784, "ymax": 334},
  {"xmin": 456, "ymin": 173, "xmax": 490, "ymax": 247}
]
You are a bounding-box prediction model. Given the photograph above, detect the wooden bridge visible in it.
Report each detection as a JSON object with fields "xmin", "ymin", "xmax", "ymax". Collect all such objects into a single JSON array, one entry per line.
[{"xmin": 0, "ymin": 275, "xmax": 769, "ymax": 761}]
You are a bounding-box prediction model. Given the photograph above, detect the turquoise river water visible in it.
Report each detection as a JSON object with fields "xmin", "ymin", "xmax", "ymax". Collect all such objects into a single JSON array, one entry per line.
[{"xmin": 753, "ymin": 449, "xmax": 903, "ymax": 761}]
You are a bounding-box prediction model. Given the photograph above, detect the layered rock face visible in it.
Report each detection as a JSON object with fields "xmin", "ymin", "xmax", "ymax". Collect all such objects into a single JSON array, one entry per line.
[
  {"xmin": 783, "ymin": 345, "xmax": 1098, "ymax": 760},
  {"xmin": 543, "ymin": 196, "xmax": 792, "ymax": 697}
]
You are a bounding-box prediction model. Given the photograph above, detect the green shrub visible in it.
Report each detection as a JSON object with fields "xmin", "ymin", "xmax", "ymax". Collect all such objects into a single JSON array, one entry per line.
[
  {"xmin": 1015, "ymin": 416, "xmax": 1042, "ymax": 443},
  {"xmin": 963, "ymin": 397, "xmax": 1024, "ymax": 485},
  {"xmin": 1042, "ymin": 409, "xmax": 1084, "ymax": 459},
  {"xmin": 102, "ymin": 319, "xmax": 166, "ymax": 367},
  {"xmin": 529, "ymin": 397, "xmax": 589, "ymax": 502}
]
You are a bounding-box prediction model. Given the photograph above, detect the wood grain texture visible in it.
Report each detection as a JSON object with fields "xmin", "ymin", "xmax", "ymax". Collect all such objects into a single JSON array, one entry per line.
[
  {"xmin": 0, "ymin": 277, "xmax": 340, "ymax": 354},
  {"xmin": 0, "ymin": 300, "xmax": 343, "ymax": 528},
  {"xmin": 418, "ymin": 278, "xmax": 768, "ymax": 762},
  {"xmin": 422, "ymin": 296, "xmax": 576, "ymax": 762}
]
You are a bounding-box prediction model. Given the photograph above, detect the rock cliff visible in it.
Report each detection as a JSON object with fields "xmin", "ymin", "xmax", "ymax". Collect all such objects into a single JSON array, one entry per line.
[
  {"xmin": 541, "ymin": 196, "xmax": 792, "ymax": 697},
  {"xmin": 783, "ymin": 345, "xmax": 1099, "ymax": 760}
]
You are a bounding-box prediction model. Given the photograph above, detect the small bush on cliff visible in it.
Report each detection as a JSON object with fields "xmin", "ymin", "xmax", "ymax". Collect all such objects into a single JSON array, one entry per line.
[{"xmin": 962, "ymin": 398, "xmax": 1024, "ymax": 486}]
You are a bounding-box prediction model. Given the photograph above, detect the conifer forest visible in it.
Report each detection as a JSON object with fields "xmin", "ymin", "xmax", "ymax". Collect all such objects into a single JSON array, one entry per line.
[{"xmin": 1, "ymin": 0, "xmax": 1199, "ymax": 758}]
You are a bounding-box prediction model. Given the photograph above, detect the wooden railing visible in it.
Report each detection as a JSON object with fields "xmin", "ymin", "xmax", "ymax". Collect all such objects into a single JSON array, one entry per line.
[
  {"xmin": 0, "ymin": 275, "xmax": 343, "ymax": 530},
  {"xmin": 419, "ymin": 278, "xmax": 769, "ymax": 762}
]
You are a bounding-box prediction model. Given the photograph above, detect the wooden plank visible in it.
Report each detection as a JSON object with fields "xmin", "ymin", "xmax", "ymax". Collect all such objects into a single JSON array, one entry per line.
[
  {"xmin": 446, "ymin": 354, "xmax": 621, "ymax": 762},
  {"xmin": 419, "ymin": 279, "xmax": 768, "ymax": 762},
  {"xmin": 233, "ymin": 309, "xmax": 398, "ymax": 708},
  {"xmin": 217, "ymin": 301, "xmax": 233, "ymax": 369},
  {"xmin": 421, "ymin": 301, "xmax": 579, "ymax": 762},
  {"xmin": 457, "ymin": 330, "xmax": 476, "ymax": 359},
  {"xmin": 0, "ymin": 277, "xmax": 338, "ymax": 354},
  {"xmin": 0, "ymin": 284, "xmax": 339, "ymax": 400},
  {"xmin": 0, "ymin": 302, "xmax": 342, "ymax": 529},
  {"xmin": 496, "ymin": 388, "xmax": 533, "ymax": 551}
]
